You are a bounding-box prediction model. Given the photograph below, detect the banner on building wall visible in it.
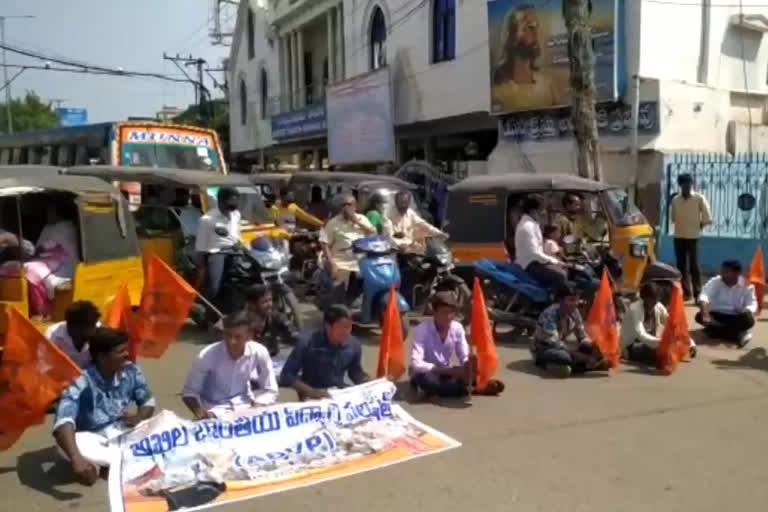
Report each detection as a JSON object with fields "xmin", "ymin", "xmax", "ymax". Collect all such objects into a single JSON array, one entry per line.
[
  {"xmin": 108, "ymin": 380, "xmax": 460, "ymax": 512},
  {"xmin": 326, "ymin": 67, "xmax": 396, "ymax": 165},
  {"xmin": 487, "ymin": 0, "xmax": 623, "ymax": 115},
  {"xmin": 56, "ymin": 108, "xmax": 88, "ymax": 127},
  {"xmin": 500, "ymin": 101, "xmax": 659, "ymax": 142},
  {"xmin": 271, "ymin": 105, "xmax": 327, "ymax": 141}
]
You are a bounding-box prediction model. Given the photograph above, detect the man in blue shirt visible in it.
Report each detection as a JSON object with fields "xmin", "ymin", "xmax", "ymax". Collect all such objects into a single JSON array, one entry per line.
[
  {"xmin": 279, "ymin": 305, "xmax": 369, "ymax": 400},
  {"xmin": 53, "ymin": 327, "xmax": 156, "ymax": 485}
]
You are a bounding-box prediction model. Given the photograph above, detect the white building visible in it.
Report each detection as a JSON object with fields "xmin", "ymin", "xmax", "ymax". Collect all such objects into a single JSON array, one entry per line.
[
  {"xmin": 228, "ymin": 0, "xmax": 497, "ymax": 172},
  {"xmin": 487, "ymin": 0, "xmax": 768, "ymax": 222}
]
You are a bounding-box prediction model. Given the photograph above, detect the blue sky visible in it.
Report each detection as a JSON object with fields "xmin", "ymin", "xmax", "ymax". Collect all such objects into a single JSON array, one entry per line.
[{"xmin": 3, "ymin": 0, "xmax": 232, "ymax": 122}]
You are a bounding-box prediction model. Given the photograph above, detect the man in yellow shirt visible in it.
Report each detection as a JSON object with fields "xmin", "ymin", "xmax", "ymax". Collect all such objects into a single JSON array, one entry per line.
[
  {"xmin": 270, "ymin": 187, "xmax": 324, "ymax": 231},
  {"xmin": 669, "ymin": 174, "xmax": 713, "ymax": 300}
]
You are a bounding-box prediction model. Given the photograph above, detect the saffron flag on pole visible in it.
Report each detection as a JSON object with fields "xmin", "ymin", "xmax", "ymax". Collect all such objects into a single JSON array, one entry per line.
[
  {"xmin": 748, "ymin": 245, "xmax": 766, "ymax": 315},
  {"xmin": 656, "ymin": 282, "xmax": 691, "ymax": 375},
  {"xmin": 131, "ymin": 255, "xmax": 196, "ymax": 359},
  {"xmin": 0, "ymin": 308, "xmax": 81, "ymax": 450},
  {"xmin": 471, "ymin": 277, "xmax": 499, "ymax": 391},
  {"xmin": 105, "ymin": 282, "xmax": 138, "ymax": 361},
  {"xmin": 585, "ymin": 269, "xmax": 621, "ymax": 369},
  {"xmin": 376, "ymin": 286, "xmax": 406, "ymax": 380}
]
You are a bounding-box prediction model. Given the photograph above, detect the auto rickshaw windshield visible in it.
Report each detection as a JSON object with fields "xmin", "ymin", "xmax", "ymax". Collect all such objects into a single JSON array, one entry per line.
[{"xmin": 604, "ymin": 188, "xmax": 647, "ymax": 226}]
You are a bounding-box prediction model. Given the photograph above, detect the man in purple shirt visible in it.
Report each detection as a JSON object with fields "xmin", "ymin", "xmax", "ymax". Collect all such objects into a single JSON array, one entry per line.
[{"xmin": 409, "ymin": 292, "xmax": 471, "ymax": 398}]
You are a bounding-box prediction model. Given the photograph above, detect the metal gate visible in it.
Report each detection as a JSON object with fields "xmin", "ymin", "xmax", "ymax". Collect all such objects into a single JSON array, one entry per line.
[{"xmin": 659, "ymin": 153, "xmax": 768, "ymax": 273}]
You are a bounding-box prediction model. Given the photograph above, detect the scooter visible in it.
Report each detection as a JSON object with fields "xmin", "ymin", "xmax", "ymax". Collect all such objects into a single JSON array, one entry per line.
[{"xmin": 314, "ymin": 236, "xmax": 410, "ymax": 326}]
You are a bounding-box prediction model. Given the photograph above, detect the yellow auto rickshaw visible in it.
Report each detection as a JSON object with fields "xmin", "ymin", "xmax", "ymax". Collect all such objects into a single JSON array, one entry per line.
[
  {"xmin": 62, "ymin": 166, "xmax": 288, "ymax": 275},
  {"xmin": 0, "ymin": 165, "xmax": 144, "ymax": 333},
  {"xmin": 446, "ymin": 173, "xmax": 661, "ymax": 291}
]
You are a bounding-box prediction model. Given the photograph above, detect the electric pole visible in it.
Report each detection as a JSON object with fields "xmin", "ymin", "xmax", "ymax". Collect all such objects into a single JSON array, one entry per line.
[
  {"xmin": 563, "ymin": 0, "xmax": 602, "ymax": 181},
  {"xmin": 162, "ymin": 53, "xmax": 211, "ymax": 126},
  {"xmin": 1, "ymin": 14, "xmax": 36, "ymax": 134}
]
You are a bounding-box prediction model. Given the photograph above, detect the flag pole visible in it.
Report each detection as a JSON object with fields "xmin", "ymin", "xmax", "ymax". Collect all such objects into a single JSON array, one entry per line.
[{"xmin": 193, "ymin": 290, "xmax": 225, "ymax": 320}]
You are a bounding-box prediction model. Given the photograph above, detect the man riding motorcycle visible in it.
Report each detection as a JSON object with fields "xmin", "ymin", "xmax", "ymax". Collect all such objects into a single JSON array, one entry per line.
[
  {"xmin": 195, "ymin": 187, "xmax": 242, "ymax": 302},
  {"xmin": 388, "ymin": 189, "xmax": 447, "ymax": 254}
]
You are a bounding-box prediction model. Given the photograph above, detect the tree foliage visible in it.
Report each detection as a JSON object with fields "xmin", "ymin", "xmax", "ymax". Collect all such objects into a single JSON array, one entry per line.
[
  {"xmin": 173, "ymin": 99, "xmax": 230, "ymax": 159},
  {"xmin": 0, "ymin": 92, "xmax": 59, "ymax": 134}
]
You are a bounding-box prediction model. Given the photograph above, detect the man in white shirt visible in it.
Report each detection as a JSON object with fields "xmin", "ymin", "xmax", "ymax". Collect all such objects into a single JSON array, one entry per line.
[
  {"xmin": 195, "ymin": 187, "xmax": 242, "ymax": 301},
  {"xmin": 388, "ymin": 190, "xmax": 446, "ymax": 254},
  {"xmin": 514, "ymin": 195, "xmax": 567, "ymax": 288},
  {"xmin": 670, "ymin": 173, "xmax": 713, "ymax": 300},
  {"xmin": 182, "ymin": 311, "xmax": 278, "ymax": 419},
  {"xmin": 696, "ymin": 259, "xmax": 757, "ymax": 348},
  {"xmin": 319, "ymin": 193, "xmax": 377, "ymax": 304},
  {"xmin": 46, "ymin": 301, "xmax": 101, "ymax": 368}
]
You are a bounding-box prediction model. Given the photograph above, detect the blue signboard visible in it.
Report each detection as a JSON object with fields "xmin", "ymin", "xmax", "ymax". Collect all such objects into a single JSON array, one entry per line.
[
  {"xmin": 271, "ymin": 105, "xmax": 326, "ymax": 141},
  {"xmin": 56, "ymin": 108, "xmax": 88, "ymax": 127}
]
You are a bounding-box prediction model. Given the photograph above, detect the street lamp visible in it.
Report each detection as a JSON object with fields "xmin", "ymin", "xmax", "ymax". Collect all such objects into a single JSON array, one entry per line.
[{"xmin": 1, "ymin": 14, "xmax": 36, "ymax": 134}]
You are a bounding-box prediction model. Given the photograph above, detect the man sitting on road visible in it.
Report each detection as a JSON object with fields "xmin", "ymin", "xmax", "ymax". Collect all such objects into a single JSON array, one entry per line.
[
  {"xmin": 244, "ymin": 284, "xmax": 299, "ymax": 357},
  {"xmin": 696, "ymin": 259, "xmax": 757, "ymax": 348},
  {"xmin": 47, "ymin": 300, "xmax": 102, "ymax": 368},
  {"xmin": 515, "ymin": 195, "xmax": 568, "ymax": 289},
  {"xmin": 182, "ymin": 312, "xmax": 278, "ymax": 420},
  {"xmin": 388, "ymin": 189, "xmax": 446, "ymax": 254},
  {"xmin": 53, "ymin": 327, "xmax": 156, "ymax": 485},
  {"xmin": 195, "ymin": 187, "xmax": 242, "ymax": 302},
  {"xmin": 409, "ymin": 292, "xmax": 471, "ymax": 398},
  {"xmin": 319, "ymin": 194, "xmax": 377, "ymax": 305},
  {"xmin": 279, "ymin": 305, "xmax": 369, "ymax": 400},
  {"xmin": 532, "ymin": 284, "xmax": 607, "ymax": 378}
]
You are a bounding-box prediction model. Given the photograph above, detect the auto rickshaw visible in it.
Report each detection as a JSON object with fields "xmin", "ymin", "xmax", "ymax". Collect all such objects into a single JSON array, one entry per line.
[
  {"xmin": 62, "ymin": 166, "xmax": 288, "ymax": 275},
  {"xmin": 446, "ymin": 173, "xmax": 663, "ymax": 292},
  {"xmin": 0, "ymin": 165, "xmax": 144, "ymax": 334}
]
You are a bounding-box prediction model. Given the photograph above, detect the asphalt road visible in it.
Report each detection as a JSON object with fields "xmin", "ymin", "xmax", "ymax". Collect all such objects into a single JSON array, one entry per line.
[{"xmin": 2, "ymin": 304, "xmax": 768, "ymax": 512}]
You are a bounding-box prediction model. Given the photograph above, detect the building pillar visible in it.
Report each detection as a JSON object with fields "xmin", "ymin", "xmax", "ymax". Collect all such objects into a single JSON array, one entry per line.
[
  {"xmin": 326, "ymin": 8, "xmax": 336, "ymax": 85},
  {"xmin": 336, "ymin": 3, "xmax": 345, "ymax": 81},
  {"xmin": 291, "ymin": 31, "xmax": 299, "ymax": 109},
  {"xmin": 297, "ymin": 29, "xmax": 305, "ymax": 107},
  {"xmin": 313, "ymin": 148, "xmax": 321, "ymax": 170},
  {"xmin": 278, "ymin": 36, "xmax": 287, "ymax": 113}
]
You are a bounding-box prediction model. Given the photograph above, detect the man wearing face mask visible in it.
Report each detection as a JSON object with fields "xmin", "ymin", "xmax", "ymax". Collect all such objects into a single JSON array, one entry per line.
[
  {"xmin": 195, "ymin": 187, "xmax": 242, "ymax": 301},
  {"xmin": 514, "ymin": 195, "xmax": 567, "ymax": 288}
]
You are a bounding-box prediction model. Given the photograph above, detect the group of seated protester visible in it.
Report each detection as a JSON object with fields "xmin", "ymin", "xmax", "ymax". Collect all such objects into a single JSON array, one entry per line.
[
  {"xmin": 0, "ymin": 196, "xmax": 80, "ymax": 318},
  {"xmin": 51, "ymin": 288, "xmax": 506, "ymax": 485}
]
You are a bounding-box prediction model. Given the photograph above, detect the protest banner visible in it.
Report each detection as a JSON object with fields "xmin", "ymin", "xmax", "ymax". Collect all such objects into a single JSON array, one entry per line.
[{"xmin": 109, "ymin": 380, "xmax": 460, "ymax": 512}]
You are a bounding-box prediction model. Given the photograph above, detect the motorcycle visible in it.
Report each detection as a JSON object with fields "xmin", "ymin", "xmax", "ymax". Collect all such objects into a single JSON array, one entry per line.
[
  {"xmin": 192, "ymin": 228, "xmax": 303, "ymax": 331},
  {"xmin": 400, "ymin": 237, "xmax": 471, "ymax": 321},
  {"xmin": 314, "ymin": 236, "xmax": 410, "ymax": 326},
  {"xmin": 474, "ymin": 248, "xmax": 622, "ymax": 335}
]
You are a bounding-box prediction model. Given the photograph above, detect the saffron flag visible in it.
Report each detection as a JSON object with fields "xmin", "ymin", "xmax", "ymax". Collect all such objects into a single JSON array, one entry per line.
[
  {"xmin": 656, "ymin": 282, "xmax": 691, "ymax": 375},
  {"xmin": 132, "ymin": 255, "xmax": 196, "ymax": 359},
  {"xmin": 0, "ymin": 308, "xmax": 81, "ymax": 450},
  {"xmin": 376, "ymin": 286, "xmax": 406, "ymax": 380},
  {"xmin": 471, "ymin": 277, "xmax": 499, "ymax": 390},
  {"xmin": 106, "ymin": 283, "xmax": 138, "ymax": 361},
  {"xmin": 585, "ymin": 269, "xmax": 621, "ymax": 368},
  {"xmin": 748, "ymin": 245, "xmax": 766, "ymax": 315}
]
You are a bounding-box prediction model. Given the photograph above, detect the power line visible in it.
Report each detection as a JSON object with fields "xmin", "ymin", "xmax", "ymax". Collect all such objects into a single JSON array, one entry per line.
[
  {"xmin": 0, "ymin": 63, "xmax": 190, "ymax": 83},
  {"xmin": 0, "ymin": 42, "xmax": 196, "ymax": 83}
]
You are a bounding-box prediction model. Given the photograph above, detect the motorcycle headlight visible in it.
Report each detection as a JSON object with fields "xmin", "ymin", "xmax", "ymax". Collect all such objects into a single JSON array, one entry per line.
[{"xmin": 629, "ymin": 239, "xmax": 649, "ymax": 258}]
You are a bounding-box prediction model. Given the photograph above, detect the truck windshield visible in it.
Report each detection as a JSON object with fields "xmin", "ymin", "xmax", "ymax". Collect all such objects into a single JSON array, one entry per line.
[{"xmin": 604, "ymin": 188, "xmax": 647, "ymax": 226}]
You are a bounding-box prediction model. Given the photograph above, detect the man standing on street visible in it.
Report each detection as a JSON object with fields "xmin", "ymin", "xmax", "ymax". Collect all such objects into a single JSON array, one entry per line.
[{"xmin": 670, "ymin": 174, "xmax": 712, "ymax": 301}]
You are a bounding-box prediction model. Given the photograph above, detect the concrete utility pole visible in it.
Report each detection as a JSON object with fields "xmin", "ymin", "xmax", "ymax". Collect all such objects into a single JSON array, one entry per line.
[
  {"xmin": 1, "ymin": 14, "xmax": 35, "ymax": 134},
  {"xmin": 163, "ymin": 53, "xmax": 212, "ymax": 125},
  {"xmin": 563, "ymin": 0, "xmax": 602, "ymax": 181}
]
